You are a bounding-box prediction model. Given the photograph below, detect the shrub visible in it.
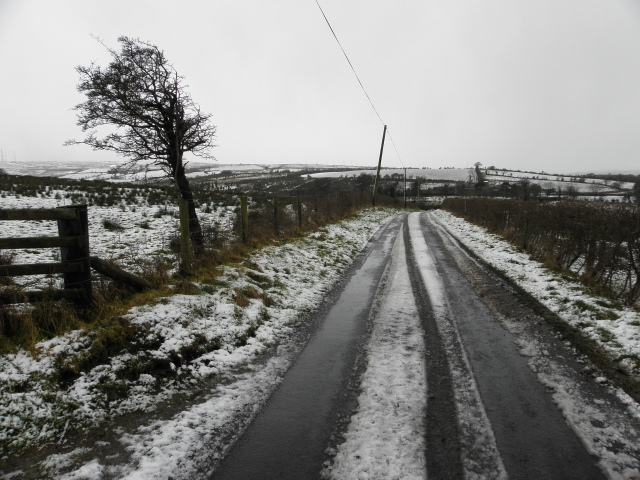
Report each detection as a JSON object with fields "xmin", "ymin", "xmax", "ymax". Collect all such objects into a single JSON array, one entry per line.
[{"xmin": 102, "ymin": 218, "xmax": 125, "ymax": 231}]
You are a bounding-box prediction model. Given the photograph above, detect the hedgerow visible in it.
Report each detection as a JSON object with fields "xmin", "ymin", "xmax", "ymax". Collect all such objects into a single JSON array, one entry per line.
[{"xmin": 442, "ymin": 198, "xmax": 640, "ymax": 305}]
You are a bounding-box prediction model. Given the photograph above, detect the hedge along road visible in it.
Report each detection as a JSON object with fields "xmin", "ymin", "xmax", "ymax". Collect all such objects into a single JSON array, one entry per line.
[{"xmin": 212, "ymin": 212, "xmax": 640, "ymax": 480}]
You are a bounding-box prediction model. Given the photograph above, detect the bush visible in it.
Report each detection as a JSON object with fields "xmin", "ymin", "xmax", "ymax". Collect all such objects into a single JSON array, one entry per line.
[{"xmin": 102, "ymin": 218, "xmax": 125, "ymax": 231}]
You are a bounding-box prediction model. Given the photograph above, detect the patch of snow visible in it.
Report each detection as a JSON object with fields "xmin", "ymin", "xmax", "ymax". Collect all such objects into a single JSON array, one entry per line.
[
  {"xmin": 0, "ymin": 193, "xmax": 236, "ymax": 287},
  {"xmin": 408, "ymin": 213, "xmax": 507, "ymax": 479},
  {"xmin": 325, "ymin": 220, "xmax": 427, "ymax": 480},
  {"xmin": 113, "ymin": 355, "xmax": 290, "ymax": 480}
]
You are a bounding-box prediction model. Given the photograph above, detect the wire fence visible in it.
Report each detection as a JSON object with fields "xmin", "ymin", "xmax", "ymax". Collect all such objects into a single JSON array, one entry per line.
[{"xmin": 222, "ymin": 190, "xmax": 397, "ymax": 245}]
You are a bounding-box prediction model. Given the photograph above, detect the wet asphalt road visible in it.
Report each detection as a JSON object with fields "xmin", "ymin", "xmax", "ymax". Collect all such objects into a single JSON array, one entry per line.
[
  {"xmin": 415, "ymin": 213, "xmax": 604, "ymax": 479},
  {"xmin": 211, "ymin": 215, "xmax": 404, "ymax": 479},
  {"xmin": 211, "ymin": 212, "xmax": 624, "ymax": 479}
]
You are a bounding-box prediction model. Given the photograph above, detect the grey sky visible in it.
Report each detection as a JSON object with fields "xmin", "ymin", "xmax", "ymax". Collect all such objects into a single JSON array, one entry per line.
[{"xmin": 1, "ymin": 0, "xmax": 639, "ymax": 173}]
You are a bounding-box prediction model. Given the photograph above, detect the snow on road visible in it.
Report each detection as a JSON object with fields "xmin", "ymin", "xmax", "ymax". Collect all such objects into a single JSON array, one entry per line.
[
  {"xmin": 408, "ymin": 213, "xmax": 507, "ymax": 479},
  {"xmin": 325, "ymin": 218, "xmax": 427, "ymax": 480},
  {"xmin": 431, "ymin": 210, "xmax": 640, "ymax": 380},
  {"xmin": 328, "ymin": 211, "xmax": 640, "ymax": 479},
  {"xmin": 324, "ymin": 212, "xmax": 508, "ymax": 479}
]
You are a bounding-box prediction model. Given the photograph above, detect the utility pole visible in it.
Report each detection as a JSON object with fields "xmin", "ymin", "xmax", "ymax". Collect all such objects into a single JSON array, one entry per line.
[
  {"xmin": 404, "ymin": 167, "xmax": 407, "ymax": 208},
  {"xmin": 372, "ymin": 125, "xmax": 387, "ymax": 206}
]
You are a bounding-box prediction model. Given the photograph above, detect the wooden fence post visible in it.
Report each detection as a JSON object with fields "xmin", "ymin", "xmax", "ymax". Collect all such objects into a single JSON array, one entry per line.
[
  {"xmin": 57, "ymin": 204, "xmax": 92, "ymax": 307},
  {"xmin": 240, "ymin": 196, "xmax": 249, "ymax": 244},
  {"xmin": 297, "ymin": 196, "xmax": 303, "ymax": 227}
]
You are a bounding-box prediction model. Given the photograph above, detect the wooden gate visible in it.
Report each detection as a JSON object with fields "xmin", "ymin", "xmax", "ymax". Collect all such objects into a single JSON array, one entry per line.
[{"xmin": 0, "ymin": 205, "xmax": 92, "ymax": 306}]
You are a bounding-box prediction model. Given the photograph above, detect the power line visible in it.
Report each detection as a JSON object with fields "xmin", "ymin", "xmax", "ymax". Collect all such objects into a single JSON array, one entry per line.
[
  {"xmin": 314, "ymin": 0, "xmax": 384, "ymax": 125},
  {"xmin": 314, "ymin": 1, "xmax": 405, "ymax": 169}
]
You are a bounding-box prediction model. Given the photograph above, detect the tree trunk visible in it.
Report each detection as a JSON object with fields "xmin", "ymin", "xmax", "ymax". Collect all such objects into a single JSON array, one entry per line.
[{"xmin": 174, "ymin": 166, "xmax": 204, "ymax": 247}]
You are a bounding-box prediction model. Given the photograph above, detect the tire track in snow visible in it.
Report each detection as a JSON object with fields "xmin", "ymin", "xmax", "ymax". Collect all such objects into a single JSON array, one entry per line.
[
  {"xmin": 408, "ymin": 212, "xmax": 508, "ymax": 480},
  {"xmin": 324, "ymin": 216, "xmax": 427, "ymax": 480},
  {"xmin": 327, "ymin": 213, "xmax": 507, "ymax": 479}
]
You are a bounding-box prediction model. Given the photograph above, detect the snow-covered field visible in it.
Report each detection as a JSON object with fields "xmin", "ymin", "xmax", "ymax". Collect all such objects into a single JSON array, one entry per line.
[
  {"xmin": 0, "ymin": 160, "xmax": 352, "ymax": 184},
  {"xmin": 310, "ymin": 167, "xmax": 636, "ymax": 199},
  {"xmin": 486, "ymin": 169, "xmax": 636, "ymax": 189},
  {"xmin": 485, "ymin": 174, "xmax": 626, "ymax": 193},
  {"xmin": 0, "ymin": 193, "xmax": 237, "ymax": 287},
  {"xmin": 309, "ymin": 168, "xmax": 472, "ymax": 182}
]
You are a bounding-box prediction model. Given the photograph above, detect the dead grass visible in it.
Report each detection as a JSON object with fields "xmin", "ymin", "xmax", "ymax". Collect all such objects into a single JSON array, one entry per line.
[{"xmin": 0, "ymin": 294, "xmax": 84, "ymax": 355}]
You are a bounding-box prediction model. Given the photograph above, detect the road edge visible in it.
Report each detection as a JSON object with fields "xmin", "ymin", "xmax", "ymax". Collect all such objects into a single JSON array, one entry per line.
[{"xmin": 429, "ymin": 211, "xmax": 640, "ymax": 404}]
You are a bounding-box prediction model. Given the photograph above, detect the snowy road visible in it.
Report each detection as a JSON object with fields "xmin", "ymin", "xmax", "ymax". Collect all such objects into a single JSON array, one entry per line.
[{"xmin": 213, "ymin": 212, "xmax": 640, "ymax": 480}]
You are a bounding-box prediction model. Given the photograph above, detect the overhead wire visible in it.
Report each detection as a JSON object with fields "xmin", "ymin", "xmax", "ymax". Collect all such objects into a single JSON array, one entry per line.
[
  {"xmin": 386, "ymin": 128, "xmax": 405, "ymax": 169},
  {"xmin": 314, "ymin": 0, "xmax": 384, "ymax": 126},
  {"xmin": 314, "ymin": 0, "xmax": 405, "ymax": 169}
]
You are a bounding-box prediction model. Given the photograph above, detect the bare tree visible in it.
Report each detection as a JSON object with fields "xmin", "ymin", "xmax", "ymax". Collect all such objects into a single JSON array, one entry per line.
[
  {"xmin": 66, "ymin": 36, "xmax": 216, "ymax": 247},
  {"xmin": 472, "ymin": 162, "xmax": 486, "ymax": 194},
  {"xmin": 565, "ymin": 184, "xmax": 579, "ymax": 199}
]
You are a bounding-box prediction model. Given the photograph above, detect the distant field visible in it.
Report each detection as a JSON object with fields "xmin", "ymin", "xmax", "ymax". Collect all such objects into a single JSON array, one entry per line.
[
  {"xmin": 1, "ymin": 160, "xmax": 637, "ymax": 202},
  {"xmin": 309, "ymin": 168, "xmax": 472, "ymax": 182},
  {"xmin": 310, "ymin": 167, "xmax": 636, "ymax": 195},
  {"xmin": 0, "ymin": 160, "xmax": 354, "ymax": 182}
]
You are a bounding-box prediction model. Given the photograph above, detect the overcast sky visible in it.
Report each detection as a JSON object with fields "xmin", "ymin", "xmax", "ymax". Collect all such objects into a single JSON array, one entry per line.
[{"xmin": 1, "ymin": 0, "xmax": 640, "ymax": 173}]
